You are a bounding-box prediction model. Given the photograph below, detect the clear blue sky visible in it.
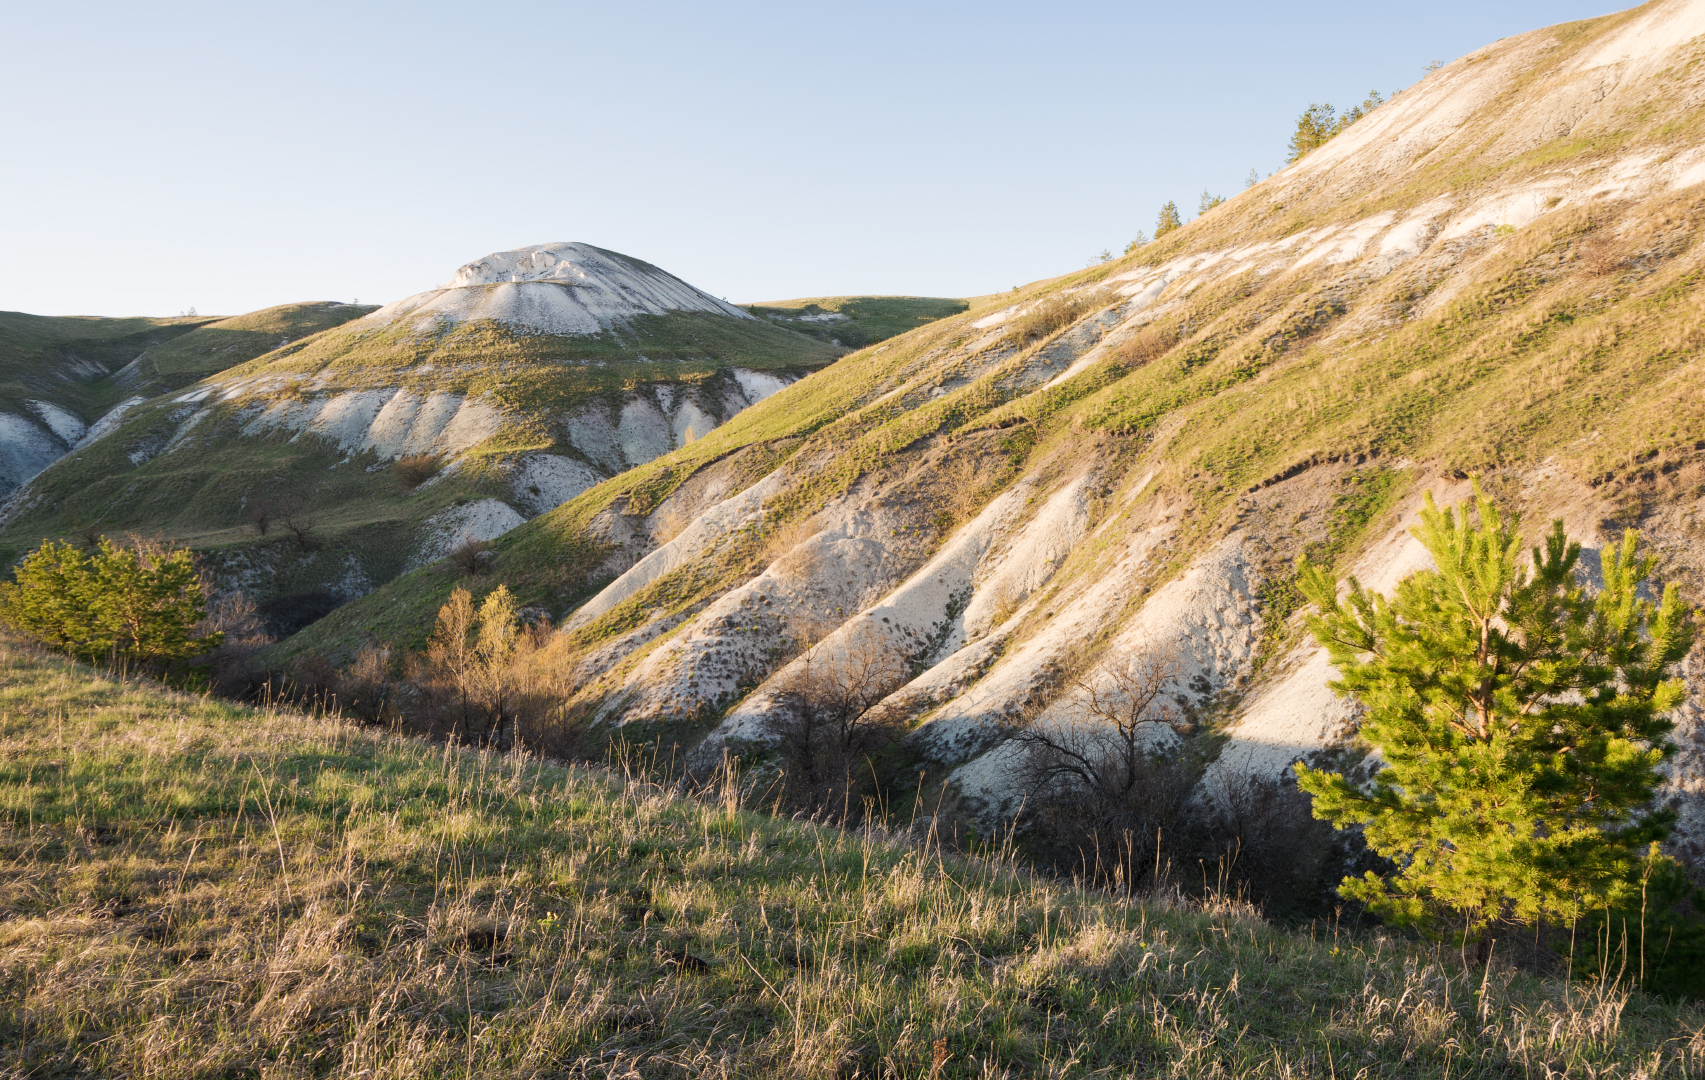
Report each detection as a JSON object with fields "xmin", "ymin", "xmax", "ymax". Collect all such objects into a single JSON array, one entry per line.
[{"xmin": 1, "ymin": 0, "xmax": 1619, "ymax": 317}]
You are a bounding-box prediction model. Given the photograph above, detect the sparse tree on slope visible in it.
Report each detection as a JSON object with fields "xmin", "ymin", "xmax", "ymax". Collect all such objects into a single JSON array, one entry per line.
[
  {"xmin": 1154, "ymin": 202, "xmax": 1182, "ymax": 238},
  {"xmin": 1294, "ymin": 486, "xmax": 1694, "ymax": 942},
  {"xmin": 1287, "ymin": 103, "xmax": 1339, "ymax": 162},
  {"xmin": 0, "ymin": 537, "xmax": 221, "ymax": 669},
  {"xmin": 1287, "ymin": 92, "xmax": 1386, "ymax": 163}
]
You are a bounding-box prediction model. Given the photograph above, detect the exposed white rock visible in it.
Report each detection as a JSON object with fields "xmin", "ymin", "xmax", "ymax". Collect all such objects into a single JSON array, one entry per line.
[
  {"xmin": 943, "ymin": 535, "xmax": 1260, "ymax": 819},
  {"xmin": 74, "ymin": 396, "xmax": 147, "ymax": 449},
  {"xmin": 26, "ymin": 400, "xmax": 84, "ymax": 445},
  {"xmin": 241, "ymin": 389, "xmax": 504, "ymax": 461},
  {"xmin": 732, "ymin": 368, "xmax": 791, "ymax": 404},
  {"xmin": 569, "ymin": 468, "xmax": 793, "ymax": 628},
  {"xmin": 508, "ymin": 453, "xmax": 602, "ymax": 517},
  {"xmin": 362, "ymin": 243, "xmax": 753, "ymax": 337},
  {"xmin": 409, "ymin": 499, "xmax": 526, "ymax": 570},
  {"xmin": 0, "ymin": 413, "xmax": 69, "ymax": 493}
]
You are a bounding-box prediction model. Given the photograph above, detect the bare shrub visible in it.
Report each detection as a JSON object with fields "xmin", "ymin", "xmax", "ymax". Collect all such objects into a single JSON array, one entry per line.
[
  {"xmin": 942, "ymin": 452, "xmax": 996, "ymax": 524},
  {"xmin": 1013, "ymin": 649, "xmax": 1210, "ymax": 890},
  {"xmin": 450, "ymin": 536, "xmax": 493, "ymax": 577},
  {"xmin": 1003, "ymin": 289, "xmax": 1112, "ymax": 350},
  {"xmin": 1191, "ymin": 770, "xmax": 1346, "ymax": 918},
  {"xmin": 649, "ymin": 501, "xmax": 695, "ymax": 546},
  {"xmin": 761, "ymin": 512, "xmax": 823, "ymax": 578},
  {"xmin": 987, "ymin": 577, "xmax": 1025, "ymax": 627},
  {"xmin": 336, "ymin": 642, "xmax": 399, "ymax": 723},
  {"xmin": 197, "ymin": 591, "xmax": 274, "ymax": 697},
  {"xmin": 394, "ymin": 453, "xmax": 442, "ymax": 489},
  {"xmin": 769, "ymin": 620, "xmax": 910, "ymax": 820},
  {"xmin": 276, "ymin": 493, "xmax": 317, "ymax": 551},
  {"xmin": 1580, "ymin": 234, "xmax": 1624, "ymax": 276},
  {"xmin": 65, "ymin": 513, "xmax": 104, "ymax": 549},
  {"xmin": 247, "ymin": 504, "xmax": 271, "ymax": 537}
]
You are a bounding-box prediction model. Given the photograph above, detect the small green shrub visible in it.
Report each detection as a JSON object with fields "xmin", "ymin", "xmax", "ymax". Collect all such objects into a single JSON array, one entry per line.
[{"xmin": 0, "ymin": 538, "xmax": 221, "ymax": 669}]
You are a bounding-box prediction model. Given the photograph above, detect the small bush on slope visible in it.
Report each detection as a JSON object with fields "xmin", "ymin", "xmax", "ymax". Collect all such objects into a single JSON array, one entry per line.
[
  {"xmin": 1, "ymin": 641, "xmax": 1702, "ymax": 1078},
  {"xmin": 1297, "ymin": 488, "xmax": 1702, "ymax": 994},
  {"xmin": 0, "ymin": 537, "xmax": 220, "ymax": 672}
]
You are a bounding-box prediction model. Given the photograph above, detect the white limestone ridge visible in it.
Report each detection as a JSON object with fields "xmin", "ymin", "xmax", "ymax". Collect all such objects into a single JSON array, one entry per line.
[{"xmin": 362, "ymin": 242, "xmax": 754, "ymax": 336}]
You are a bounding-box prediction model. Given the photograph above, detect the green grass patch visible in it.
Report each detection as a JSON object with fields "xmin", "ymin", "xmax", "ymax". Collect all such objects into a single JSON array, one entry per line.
[{"xmin": 2, "ymin": 642, "xmax": 1699, "ymax": 1077}]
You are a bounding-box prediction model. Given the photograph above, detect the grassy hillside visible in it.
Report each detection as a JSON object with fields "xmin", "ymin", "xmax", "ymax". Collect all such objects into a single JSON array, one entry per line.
[
  {"xmin": 0, "ymin": 306, "xmax": 844, "ymax": 608},
  {"xmin": 266, "ymin": 3, "xmax": 1705, "ymax": 874},
  {"xmin": 133, "ymin": 300, "xmax": 377, "ymax": 390},
  {"xmin": 744, "ymin": 295, "xmax": 969, "ymax": 348},
  {"xmin": 2, "ymin": 641, "xmax": 1698, "ymax": 1078},
  {"xmin": 0, "ymin": 303, "xmax": 378, "ymax": 421},
  {"xmin": 0, "ymin": 310, "xmax": 211, "ymax": 419}
]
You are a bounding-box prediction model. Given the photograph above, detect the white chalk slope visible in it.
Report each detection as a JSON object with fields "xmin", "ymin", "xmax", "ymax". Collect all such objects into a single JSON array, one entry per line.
[
  {"xmin": 556, "ymin": 0, "xmax": 1705, "ymax": 855},
  {"xmin": 362, "ymin": 243, "xmax": 754, "ymax": 336}
]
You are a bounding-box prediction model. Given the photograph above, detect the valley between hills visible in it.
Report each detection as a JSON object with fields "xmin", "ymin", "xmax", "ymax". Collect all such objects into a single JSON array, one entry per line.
[{"xmin": 8, "ymin": 0, "xmax": 1705, "ymax": 1074}]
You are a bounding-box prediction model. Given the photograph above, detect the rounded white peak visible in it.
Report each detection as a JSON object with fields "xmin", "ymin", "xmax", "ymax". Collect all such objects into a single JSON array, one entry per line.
[{"xmin": 364, "ymin": 242, "xmax": 752, "ymax": 336}]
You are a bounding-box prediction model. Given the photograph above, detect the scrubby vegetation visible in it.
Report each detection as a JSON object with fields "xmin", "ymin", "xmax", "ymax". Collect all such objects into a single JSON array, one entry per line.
[
  {"xmin": 1286, "ymin": 91, "xmax": 1387, "ymax": 162},
  {"xmin": 743, "ymin": 295, "xmax": 969, "ymax": 348},
  {"xmin": 4, "ymin": 641, "xmax": 1704, "ymax": 1077},
  {"xmin": 0, "ymin": 537, "xmax": 220, "ymax": 671}
]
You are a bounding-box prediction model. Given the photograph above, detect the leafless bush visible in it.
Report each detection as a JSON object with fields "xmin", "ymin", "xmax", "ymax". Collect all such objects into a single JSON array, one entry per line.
[
  {"xmin": 649, "ymin": 501, "xmax": 695, "ymax": 545},
  {"xmin": 762, "ymin": 512, "xmax": 823, "ymax": 578},
  {"xmin": 942, "ymin": 452, "xmax": 996, "ymax": 523},
  {"xmin": 1013, "ymin": 649, "xmax": 1209, "ymax": 890},
  {"xmin": 450, "ymin": 536, "xmax": 493, "ymax": 577},
  {"xmin": 1580, "ymin": 234, "xmax": 1624, "ymax": 276},
  {"xmin": 276, "ymin": 494, "xmax": 317, "ymax": 551},
  {"xmin": 336, "ymin": 643, "xmax": 401, "ymax": 723},
  {"xmin": 1003, "ymin": 289, "xmax": 1112, "ymax": 350},
  {"xmin": 247, "ymin": 504, "xmax": 271, "ymax": 537},
  {"xmin": 394, "ymin": 453, "xmax": 442, "ymax": 488},
  {"xmin": 65, "ymin": 514, "xmax": 104, "ymax": 549},
  {"xmin": 1190, "ymin": 770, "xmax": 1344, "ymax": 917},
  {"xmin": 769, "ymin": 619, "xmax": 910, "ymax": 820},
  {"xmin": 196, "ymin": 591, "xmax": 274, "ymax": 697}
]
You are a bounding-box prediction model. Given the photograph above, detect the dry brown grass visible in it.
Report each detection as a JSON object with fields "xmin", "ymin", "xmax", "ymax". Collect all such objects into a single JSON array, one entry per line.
[
  {"xmin": 1002, "ymin": 289, "xmax": 1114, "ymax": 350},
  {"xmin": 4, "ymin": 648, "xmax": 1702, "ymax": 1077},
  {"xmin": 394, "ymin": 452, "xmax": 443, "ymax": 488},
  {"xmin": 1105, "ymin": 320, "xmax": 1181, "ymax": 369}
]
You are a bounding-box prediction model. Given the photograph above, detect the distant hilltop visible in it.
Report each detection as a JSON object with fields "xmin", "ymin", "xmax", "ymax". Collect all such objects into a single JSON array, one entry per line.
[{"xmin": 360, "ymin": 242, "xmax": 753, "ymax": 337}]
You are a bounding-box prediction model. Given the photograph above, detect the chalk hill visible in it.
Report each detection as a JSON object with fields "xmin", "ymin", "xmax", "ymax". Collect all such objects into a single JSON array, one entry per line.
[
  {"xmin": 286, "ymin": 0, "xmax": 1705, "ymax": 866},
  {"xmin": 0, "ymin": 245, "xmax": 840, "ymax": 616},
  {"xmin": 0, "ymin": 303, "xmax": 373, "ymax": 498}
]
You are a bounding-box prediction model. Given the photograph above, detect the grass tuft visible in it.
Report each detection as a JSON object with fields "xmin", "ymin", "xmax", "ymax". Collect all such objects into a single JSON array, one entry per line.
[{"xmin": 1, "ymin": 641, "xmax": 1700, "ymax": 1076}]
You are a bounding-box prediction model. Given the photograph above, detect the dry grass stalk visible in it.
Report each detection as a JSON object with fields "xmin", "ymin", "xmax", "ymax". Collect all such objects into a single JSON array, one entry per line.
[
  {"xmin": 393, "ymin": 452, "xmax": 443, "ymax": 488},
  {"xmin": 2, "ymin": 640, "xmax": 1700, "ymax": 1077},
  {"xmin": 1002, "ymin": 289, "xmax": 1113, "ymax": 350}
]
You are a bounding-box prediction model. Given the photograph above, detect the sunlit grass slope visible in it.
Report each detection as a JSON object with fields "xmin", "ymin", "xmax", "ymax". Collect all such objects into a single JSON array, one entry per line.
[
  {"xmin": 0, "ymin": 310, "xmax": 841, "ymax": 588},
  {"xmin": 0, "ymin": 310, "xmax": 211, "ymax": 419},
  {"xmin": 3, "ymin": 643, "xmax": 1702, "ymax": 1076},
  {"xmin": 134, "ymin": 300, "xmax": 377, "ymax": 389},
  {"xmin": 743, "ymin": 295, "xmax": 969, "ymax": 348}
]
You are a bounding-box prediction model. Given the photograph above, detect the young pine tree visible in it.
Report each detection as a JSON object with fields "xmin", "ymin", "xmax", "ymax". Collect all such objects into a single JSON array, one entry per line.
[
  {"xmin": 1154, "ymin": 201, "xmax": 1182, "ymax": 238},
  {"xmin": 0, "ymin": 537, "xmax": 219, "ymax": 668},
  {"xmin": 1286, "ymin": 103, "xmax": 1339, "ymax": 162},
  {"xmin": 1294, "ymin": 487, "xmax": 1694, "ymax": 940}
]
